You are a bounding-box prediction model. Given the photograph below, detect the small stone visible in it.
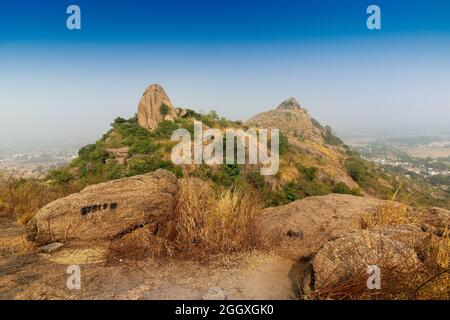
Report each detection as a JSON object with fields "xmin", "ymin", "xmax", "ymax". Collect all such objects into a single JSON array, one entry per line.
[
  {"xmin": 178, "ymin": 109, "xmax": 187, "ymax": 117},
  {"xmin": 40, "ymin": 242, "xmax": 63, "ymax": 253},
  {"xmin": 202, "ymin": 287, "xmax": 227, "ymax": 300},
  {"xmin": 286, "ymin": 230, "xmax": 303, "ymax": 239}
]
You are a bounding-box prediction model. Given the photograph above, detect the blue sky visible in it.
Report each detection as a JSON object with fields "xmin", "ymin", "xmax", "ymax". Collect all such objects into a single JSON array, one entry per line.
[{"xmin": 1, "ymin": 0, "xmax": 450, "ymax": 147}]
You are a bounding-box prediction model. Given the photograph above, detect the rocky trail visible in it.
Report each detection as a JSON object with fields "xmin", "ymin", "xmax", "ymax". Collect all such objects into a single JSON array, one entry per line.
[
  {"xmin": 1, "ymin": 170, "xmax": 448, "ymax": 300},
  {"xmin": 0, "ymin": 219, "xmax": 301, "ymax": 299}
]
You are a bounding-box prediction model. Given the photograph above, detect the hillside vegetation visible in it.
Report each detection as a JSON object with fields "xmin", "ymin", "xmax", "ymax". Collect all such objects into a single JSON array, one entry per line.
[{"xmin": 2, "ymin": 108, "xmax": 449, "ymax": 226}]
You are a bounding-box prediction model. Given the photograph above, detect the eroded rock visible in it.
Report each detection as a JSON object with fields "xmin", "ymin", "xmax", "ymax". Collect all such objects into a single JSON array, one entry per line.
[
  {"xmin": 39, "ymin": 242, "xmax": 63, "ymax": 254},
  {"xmin": 202, "ymin": 287, "xmax": 227, "ymax": 300},
  {"xmin": 309, "ymin": 229, "xmax": 422, "ymax": 289},
  {"xmin": 137, "ymin": 84, "xmax": 179, "ymax": 130},
  {"xmin": 255, "ymin": 194, "xmax": 385, "ymax": 258},
  {"xmin": 26, "ymin": 169, "xmax": 178, "ymax": 244}
]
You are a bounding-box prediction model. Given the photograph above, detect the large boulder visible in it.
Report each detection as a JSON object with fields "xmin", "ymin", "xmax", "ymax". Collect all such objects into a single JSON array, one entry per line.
[
  {"xmin": 307, "ymin": 229, "xmax": 422, "ymax": 290},
  {"xmin": 26, "ymin": 170, "xmax": 178, "ymax": 244},
  {"xmin": 255, "ymin": 194, "xmax": 386, "ymax": 258},
  {"xmin": 137, "ymin": 84, "xmax": 179, "ymax": 130}
]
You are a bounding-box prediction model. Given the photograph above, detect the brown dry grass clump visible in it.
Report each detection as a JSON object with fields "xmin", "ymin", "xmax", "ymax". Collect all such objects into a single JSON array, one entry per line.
[
  {"xmin": 360, "ymin": 186, "xmax": 413, "ymax": 229},
  {"xmin": 0, "ymin": 175, "xmax": 58, "ymax": 224},
  {"xmin": 106, "ymin": 226, "xmax": 175, "ymax": 264},
  {"xmin": 106, "ymin": 180, "xmax": 263, "ymax": 263},
  {"xmin": 172, "ymin": 180, "xmax": 262, "ymax": 259},
  {"xmin": 0, "ymin": 172, "xmax": 81, "ymax": 225},
  {"xmin": 360, "ymin": 200, "xmax": 410, "ymax": 229}
]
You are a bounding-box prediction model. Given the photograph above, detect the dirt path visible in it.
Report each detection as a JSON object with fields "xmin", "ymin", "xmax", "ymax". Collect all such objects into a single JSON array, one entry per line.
[{"xmin": 0, "ymin": 220, "xmax": 300, "ymax": 300}]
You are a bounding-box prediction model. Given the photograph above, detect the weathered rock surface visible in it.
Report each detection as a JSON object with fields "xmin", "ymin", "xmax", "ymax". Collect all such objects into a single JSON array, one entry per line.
[
  {"xmin": 202, "ymin": 287, "xmax": 227, "ymax": 300},
  {"xmin": 255, "ymin": 194, "xmax": 386, "ymax": 258},
  {"xmin": 309, "ymin": 229, "xmax": 422, "ymax": 289},
  {"xmin": 415, "ymin": 207, "xmax": 450, "ymax": 236},
  {"xmin": 26, "ymin": 169, "xmax": 178, "ymax": 244},
  {"xmin": 140, "ymin": 281, "xmax": 204, "ymax": 300},
  {"xmin": 137, "ymin": 84, "xmax": 179, "ymax": 130},
  {"xmin": 106, "ymin": 147, "xmax": 129, "ymax": 165},
  {"xmin": 246, "ymin": 97, "xmax": 325, "ymax": 144}
]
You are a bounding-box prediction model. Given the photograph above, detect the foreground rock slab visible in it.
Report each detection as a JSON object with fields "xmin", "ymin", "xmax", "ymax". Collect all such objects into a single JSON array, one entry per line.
[
  {"xmin": 310, "ymin": 229, "xmax": 422, "ymax": 289},
  {"xmin": 26, "ymin": 170, "xmax": 178, "ymax": 244},
  {"xmin": 255, "ymin": 194, "xmax": 386, "ymax": 258}
]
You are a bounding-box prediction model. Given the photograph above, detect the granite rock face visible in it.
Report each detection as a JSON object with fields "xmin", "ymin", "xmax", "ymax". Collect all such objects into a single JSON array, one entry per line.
[
  {"xmin": 246, "ymin": 97, "xmax": 325, "ymax": 144},
  {"xmin": 137, "ymin": 84, "xmax": 179, "ymax": 130},
  {"xmin": 26, "ymin": 170, "xmax": 178, "ymax": 244}
]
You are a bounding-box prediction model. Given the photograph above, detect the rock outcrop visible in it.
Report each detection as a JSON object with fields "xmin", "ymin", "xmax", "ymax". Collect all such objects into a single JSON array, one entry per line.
[
  {"xmin": 246, "ymin": 97, "xmax": 325, "ymax": 144},
  {"xmin": 255, "ymin": 194, "xmax": 386, "ymax": 258},
  {"xmin": 106, "ymin": 147, "xmax": 129, "ymax": 164},
  {"xmin": 137, "ymin": 84, "xmax": 182, "ymax": 130},
  {"xmin": 310, "ymin": 229, "xmax": 422, "ymax": 289},
  {"xmin": 26, "ymin": 169, "xmax": 178, "ymax": 244},
  {"xmin": 256, "ymin": 194, "xmax": 449, "ymax": 296}
]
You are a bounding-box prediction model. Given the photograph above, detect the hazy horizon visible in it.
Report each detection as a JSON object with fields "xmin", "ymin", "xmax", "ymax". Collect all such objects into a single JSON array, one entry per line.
[{"xmin": 1, "ymin": 0, "xmax": 450, "ymax": 148}]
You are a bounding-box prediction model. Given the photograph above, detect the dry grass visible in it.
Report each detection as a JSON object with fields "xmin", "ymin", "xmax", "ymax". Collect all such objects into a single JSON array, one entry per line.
[
  {"xmin": 0, "ymin": 173, "xmax": 80, "ymax": 225},
  {"xmin": 304, "ymin": 266, "xmax": 448, "ymax": 300},
  {"xmin": 361, "ymin": 200, "xmax": 410, "ymax": 229},
  {"xmin": 360, "ymin": 186, "xmax": 412, "ymax": 229},
  {"xmin": 172, "ymin": 181, "xmax": 262, "ymax": 258},
  {"xmin": 303, "ymin": 228, "xmax": 449, "ymax": 300},
  {"xmin": 427, "ymin": 227, "xmax": 449, "ymax": 269},
  {"xmin": 106, "ymin": 226, "xmax": 176, "ymax": 264},
  {"xmin": 105, "ymin": 180, "xmax": 263, "ymax": 263},
  {"xmin": 348, "ymin": 186, "xmax": 450, "ymax": 299}
]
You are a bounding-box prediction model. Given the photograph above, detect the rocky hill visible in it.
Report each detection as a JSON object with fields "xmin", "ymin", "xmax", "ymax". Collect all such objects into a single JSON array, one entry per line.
[
  {"xmin": 137, "ymin": 84, "xmax": 186, "ymax": 130},
  {"xmin": 40, "ymin": 84, "xmax": 450, "ymax": 210},
  {"xmin": 1, "ymin": 84, "xmax": 449, "ymax": 300},
  {"xmin": 247, "ymin": 97, "xmax": 326, "ymax": 144}
]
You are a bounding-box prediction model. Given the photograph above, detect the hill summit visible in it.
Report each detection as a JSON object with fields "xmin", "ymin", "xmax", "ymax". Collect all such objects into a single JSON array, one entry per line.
[
  {"xmin": 137, "ymin": 84, "xmax": 186, "ymax": 130},
  {"xmin": 246, "ymin": 98, "xmax": 326, "ymax": 144},
  {"xmin": 276, "ymin": 97, "xmax": 302, "ymax": 110}
]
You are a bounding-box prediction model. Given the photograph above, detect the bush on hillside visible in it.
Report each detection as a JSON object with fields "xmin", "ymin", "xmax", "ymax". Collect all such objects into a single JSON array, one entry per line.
[
  {"xmin": 332, "ymin": 182, "xmax": 362, "ymax": 196},
  {"xmin": 160, "ymin": 103, "xmax": 170, "ymax": 115}
]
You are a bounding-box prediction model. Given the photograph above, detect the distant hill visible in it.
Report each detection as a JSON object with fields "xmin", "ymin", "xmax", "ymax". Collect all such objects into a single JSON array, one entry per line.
[{"xmin": 45, "ymin": 85, "xmax": 449, "ymax": 209}]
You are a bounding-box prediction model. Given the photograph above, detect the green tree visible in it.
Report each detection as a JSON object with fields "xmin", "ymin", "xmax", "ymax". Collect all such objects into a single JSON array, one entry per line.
[{"xmin": 160, "ymin": 103, "xmax": 170, "ymax": 115}]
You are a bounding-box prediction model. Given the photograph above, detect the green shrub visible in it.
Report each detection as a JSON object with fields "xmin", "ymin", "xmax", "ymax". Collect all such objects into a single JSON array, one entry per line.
[
  {"xmin": 323, "ymin": 126, "xmax": 344, "ymax": 146},
  {"xmin": 246, "ymin": 170, "xmax": 266, "ymax": 189},
  {"xmin": 126, "ymin": 156, "xmax": 182, "ymax": 177},
  {"xmin": 129, "ymin": 140, "xmax": 158, "ymax": 156},
  {"xmin": 46, "ymin": 169, "xmax": 74, "ymax": 184},
  {"xmin": 160, "ymin": 103, "xmax": 170, "ymax": 115},
  {"xmin": 153, "ymin": 120, "xmax": 179, "ymax": 138},
  {"xmin": 113, "ymin": 117, "xmax": 127, "ymax": 124},
  {"xmin": 345, "ymin": 156, "xmax": 371, "ymax": 185},
  {"xmin": 332, "ymin": 182, "xmax": 362, "ymax": 196},
  {"xmin": 283, "ymin": 183, "xmax": 299, "ymax": 202},
  {"xmin": 297, "ymin": 164, "xmax": 318, "ymax": 181},
  {"xmin": 297, "ymin": 179, "xmax": 330, "ymax": 197},
  {"xmin": 279, "ymin": 133, "xmax": 290, "ymax": 155}
]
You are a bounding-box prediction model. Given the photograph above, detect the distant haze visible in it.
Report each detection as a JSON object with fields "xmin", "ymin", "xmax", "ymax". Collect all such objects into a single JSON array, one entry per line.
[{"xmin": 1, "ymin": 0, "xmax": 450, "ymax": 148}]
